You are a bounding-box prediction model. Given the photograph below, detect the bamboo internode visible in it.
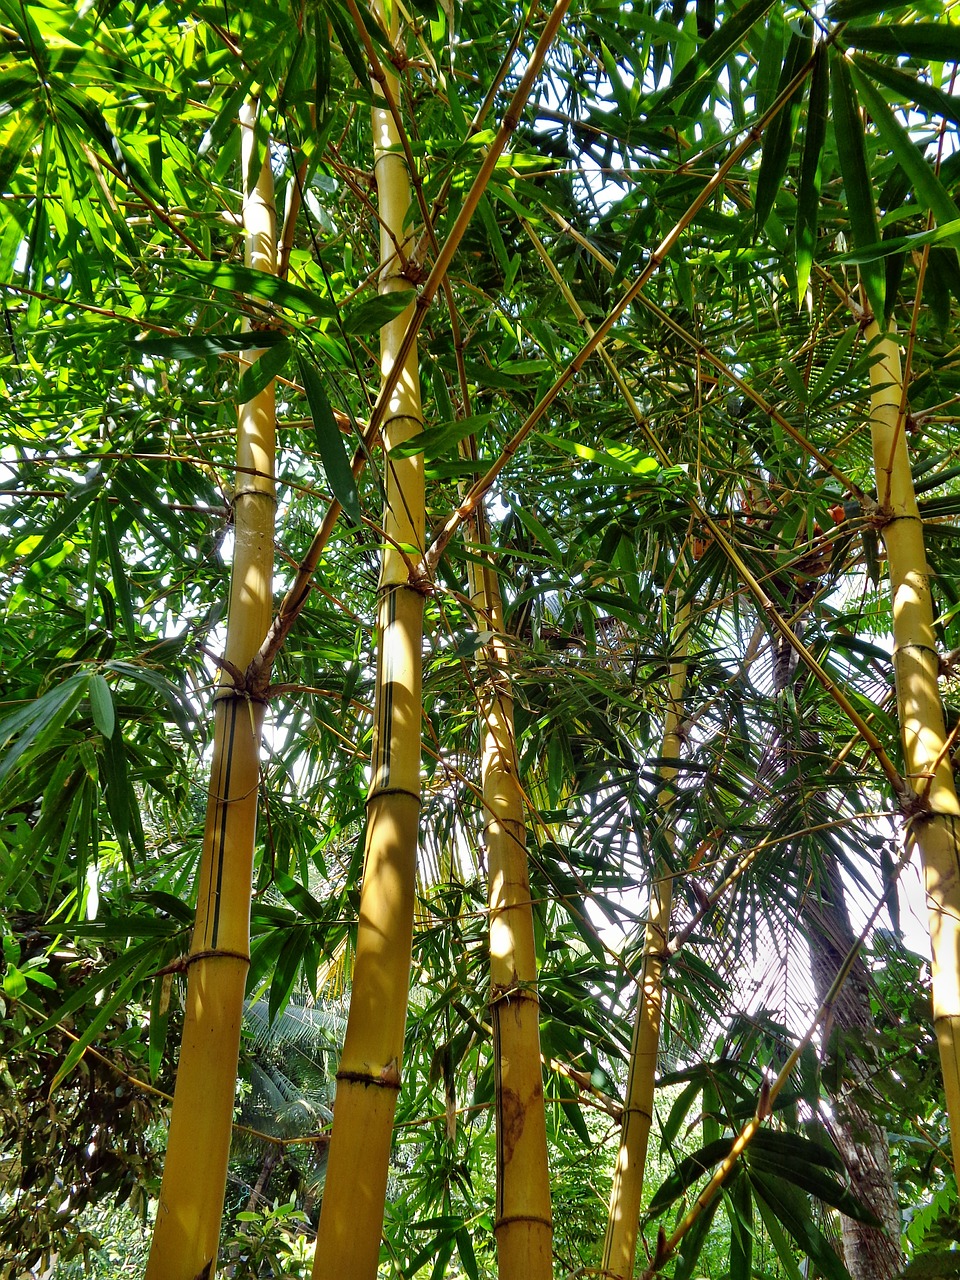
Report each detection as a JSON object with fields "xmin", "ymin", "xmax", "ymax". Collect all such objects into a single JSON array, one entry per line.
[
  {"xmin": 866, "ymin": 323, "xmax": 960, "ymax": 1174},
  {"xmin": 145, "ymin": 103, "xmax": 278, "ymax": 1280},
  {"xmin": 310, "ymin": 7, "xmax": 426, "ymax": 1275},
  {"xmin": 602, "ymin": 597, "xmax": 691, "ymax": 1280}
]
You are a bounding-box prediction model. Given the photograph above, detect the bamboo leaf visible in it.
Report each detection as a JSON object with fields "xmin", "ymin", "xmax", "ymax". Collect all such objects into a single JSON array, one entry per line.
[
  {"xmin": 0, "ymin": 675, "xmax": 87, "ymax": 787},
  {"xmin": 646, "ymin": 1135, "xmax": 736, "ymax": 1216},
  {"xmin": 755, "ymin": 20, "xmax": 812, "ymax": 233},
  {"xmin": 836, "ymin": 217, "xmax": 960, "ymax": 263},
  {"xmin": 237, "ymin": 338, "xmax": 291, "ymax": 403},
  {"xmin": 455, "ymin": 1229, "xmax": 479, "ymax": 1280},
  {"xmin": 854, "ymin": 54, "xmax": 960, "ymax": 129},
  {"xmin": 752, "ymin": 1171, "xmax": 854, "ymax": 1280},
  {"xmin": 389, "ymin": 413, "xmax": 493, "ymax": 460},
  {"xmin": 845, "ymin": 24, "xmax": 960, "ymax": 62},
  {"xmin": 87, "ymin": 673, "xmax": 115, "ymax": 740},
  {"xmin": 342, "ymin": 288, "xmax": 416, "ymax": 335},
  {"xmin": 851, "ymin": 68, "xmax": 959, "ymax": 230},
  {"xmin": 102, "ymin": 504, "xmax": 137, "ymax": 641},
  {"xmin": 673, "ymin": 1187, "xmax": 722, "ymax": 1280},
  {"xmin": 132, "ymin": 330, "xmax": 289, "ymax": 360},
  {"xmin": 830, "ymin": 50, "xmax": 885, "ymax": 320},
  {"xmin": 748, "ymin": 1150, "xmax": 881, "ymax": 1223},
  {"xmin": 727, "ymin": 1170, "xmax": 754, "ymax": 1280},
  {"xmin": 795, "ymin": 42, "xmax": 828, "ymax": 303},
  {"xmin": 752, "ymin": 1178, "xmax": 805, "ymax": 1280},
  {"xmin": 660, "ymin": 0, "xmax": 776, "ymax": 116},
  {"xmin": 296, "ymin": 351, "xmax": 361, "ymax": 523},
  {"xmin": 167, "ymin": 260, "xmax": 338, "ymax": 318},
  {"xmin": 269, "ymin": 930, "xmax": 308, "ymax": 1024}
]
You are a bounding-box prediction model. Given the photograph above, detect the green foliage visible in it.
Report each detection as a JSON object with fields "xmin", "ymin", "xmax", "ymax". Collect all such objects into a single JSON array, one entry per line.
[{"xmin": 2, "ymin": 0, "xmax": 960, "ymax": 1274}]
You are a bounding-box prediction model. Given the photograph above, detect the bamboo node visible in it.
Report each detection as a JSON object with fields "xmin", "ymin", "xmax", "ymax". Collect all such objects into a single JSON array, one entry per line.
[
  {"xmin": 492, "ymin": 1213, "xmax": 553, "ymax": 1233},
  {"xmin": 152, "ymin": 948, "xmax": 250, "ymax": 978},
  {"xmin": 336, "ymin": 1064, "xmax": 402, "ymax": 1091}
]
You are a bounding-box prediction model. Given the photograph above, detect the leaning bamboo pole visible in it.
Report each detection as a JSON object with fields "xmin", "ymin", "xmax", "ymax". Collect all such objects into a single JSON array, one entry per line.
[
  {"xmin": 145, "ymin": 104, "xmax": 277, "ymax": 1280},
  {"xmin": 602, "ymin": 593, "xmax": 691, "ymax": 1280},
  {"xmin": 310, "ymin": 9, "xmax": 425, "ymax": 1277},
  {"xmin": 464, "ymin": 507, "xmax": 553, "ymax": 1279},
  {"xmin": 865, "ymin": 322, "xmax": 960, "ymax": 1170}
]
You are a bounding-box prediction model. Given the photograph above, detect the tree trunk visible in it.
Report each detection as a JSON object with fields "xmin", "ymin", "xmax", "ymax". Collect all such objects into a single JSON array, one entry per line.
[
  {"xmin": 310, "ymin": 7, "xmax": 425, "ymax": 1276},
  {"xmin": 145, "ymin": 103, "xmax": 277, "ymax": 1280},
  {"xmin": 806, "ymin": 854, "xmax": 904, "ymax": 1280},
  {"xmin": 602, "ymin": 595, "xmax": 691, "ymax": 1280},
  {"xmin": 866, "ymin": 323, "xmax": 960, "ymax": 1175}
]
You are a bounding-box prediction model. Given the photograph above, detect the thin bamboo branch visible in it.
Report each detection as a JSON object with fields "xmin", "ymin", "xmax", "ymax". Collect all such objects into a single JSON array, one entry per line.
[
  {"xmin": 249, "ymin": 0, "xmax": 573, "ymax": 684},
  {"xmin": 424, "ymin": 50, "xmax": 819, "ymax": 574}
]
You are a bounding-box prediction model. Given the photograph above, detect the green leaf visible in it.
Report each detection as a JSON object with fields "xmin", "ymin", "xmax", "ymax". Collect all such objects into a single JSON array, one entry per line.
[
  {"xmin": 268, "ymin": 929, "xmax": 308, "ymax": 1024},
  {"xmin": 87, "ymin": 673, "xmax": 115, "ymax": 739},
  {"xmin": 836, "ymin": 217, "xmax": 960, "ymax": 263},
  {"xmin": 673, "ymin": 1186, "xmax": 722, "ymax": 1280},
  {"xmin": 845, "ymin": 24, "xmax": 960, "ymax": 62},
  {"xmin": 237, "ymin": 338, "xmax": 291, "ymax": 403},
  {"xmin": 389, "ymin": 413, "xmax": 493, "ymax": 460},
  {"xmin": 167, "ymin": 261, "xmax": 338, "ymax": 318},
  {"xmin": 455, "ymin": 1229, "xmax": 479, "ymax": 1280},
  {"xmin": 296, "ymin": 351, "xmax": 361, "ymax": 523},
  {"xmin": 754, "ymin": 20, "xmax": 812, "ymax": 233},
  {"xmin": 132, "ymin": 330, "xmax": 290, "ymax": 360},
  {"xmin": 854, "ymin": 54, "xmax": 960, "ymax": 130},
  {"xmin": 342, "ymin": 288, "xmax": 416, "ymax": 335},
  {"xmin": 647, "ymin": 1135, "xmax": 735, "ymax": 1216},
  {"xmin": 727, "ymin": 1170, "xmax": 754, "ymax": 1280},
  {"xmin": 830, "ymin": 49, "xmax": 885, "ymax": 321},
  {"xmin": 752, "ymin": 1177, "xmax": 805, "ymax": 1280},
  {"xmin": 752, "ymin": 1171, "xmax": 854, "ymax": 1280},
  {"xmin": 0, "ymin": 675, "xmax": 87, "ymax": 788},
  {"xmin": 851, "ymin": 67, "xmax": 959, "ymax": 230},
  {"xmin": 795, "ymin": 42, "xmax": 828, "ymax": 303},
  {"xmin": 661, "ymin": 0, "xmax": 777, "ymax": 116}
]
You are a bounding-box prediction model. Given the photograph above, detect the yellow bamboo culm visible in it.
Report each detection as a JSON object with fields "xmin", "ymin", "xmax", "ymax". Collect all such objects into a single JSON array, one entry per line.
[
  {"xmin": 145, "ymin": 102, "xmax": 277, "ymax": 1280},
  {"xmin": 602, "ymin": 595, "xmax": 691, "ymax": 1280},
  {"xmin": 310, "ymin": 8, "xmax": 425, "ymax": 1277},
  {"xmin": 866, "ymin": 323, "xmax": 960, "ymax": 1171},
  {"xmin": 464, "ymin": 518, "xmax": 553, "ymax": 1279}
]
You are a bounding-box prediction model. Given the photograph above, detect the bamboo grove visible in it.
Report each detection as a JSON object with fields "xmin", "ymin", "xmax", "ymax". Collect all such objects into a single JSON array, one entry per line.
[{"xmin": 2, "ymin": 2, "xmax": 960, "ymax": 1279}]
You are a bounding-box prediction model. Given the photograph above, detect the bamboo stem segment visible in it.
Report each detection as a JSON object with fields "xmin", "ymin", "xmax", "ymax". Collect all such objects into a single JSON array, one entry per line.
[
  {"xmin": 310, "ymin": 8, "xmax": 425, "ymax": 1276},
  {"xmin": 866, "ymin": 323, "xmax": 960, "ymax": 1171},
  {"xmin": 145, "ymin": 104, "xmax": 277, "ymax": 1280},
  {"xmin": 466, "ymin": 534, "xmax": 553, "ymax": 1279},
  {"xmin": 602, "ymin": 597, "xmax": 691, "ymax": 1280}
]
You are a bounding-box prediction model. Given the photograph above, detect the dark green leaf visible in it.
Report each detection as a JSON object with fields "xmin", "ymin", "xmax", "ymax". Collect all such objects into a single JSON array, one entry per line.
[
  {"xmin": 296, "ymin": 351, "xmax": 361, "ymax": 523},
  {"xmin": 830, "ymin": 50, "xmax": 885, "ymax": 320},
  {"xmin": 237, "ymin": 338, "xmax": 291, "ymax": 402},
  {"xmin": 132, "ymin": 330, "xmax": 290, "ymax": 360},
  {"xmin": 87, "ymin": 673, "xmax": 115, "ymax": 739}
]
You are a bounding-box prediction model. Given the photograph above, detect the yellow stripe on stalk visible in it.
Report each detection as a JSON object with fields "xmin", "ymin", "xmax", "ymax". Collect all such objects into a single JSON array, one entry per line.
[
  {"xmin": 866, "ymin": 322, "xmax": 960, "ymax": 1170},
  {"xmin": 145, "ymin": 102, "xmax": 277, "ymax": 1280},
  {"xmin": 603, "ymin": 594, "xmax": 691, "ymax": 1280},
  {"xmin": 310, "ymin": 5, "xmax": 425, "ymax": 1276}
]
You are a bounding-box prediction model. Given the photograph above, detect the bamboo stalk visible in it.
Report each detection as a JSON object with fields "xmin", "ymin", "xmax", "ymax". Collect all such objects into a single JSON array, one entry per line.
[
  {"xmin": 145, "ymin": 103, "xmax": 277, "ymax": 1280},
  {"xmin": 865, "ymin": 322, "xmax": 960, "ymax": 1171},
  {"xmin": 309, "ymin": 7, "xmax": 425, "ymax": 1276},
  {"xmin": 464, "ymin": 508, "xmax": 553, "ymax": 1279},
  {"xmin": 602, "ymin": 595, "xmax": 691, "ymax": 1280}
]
